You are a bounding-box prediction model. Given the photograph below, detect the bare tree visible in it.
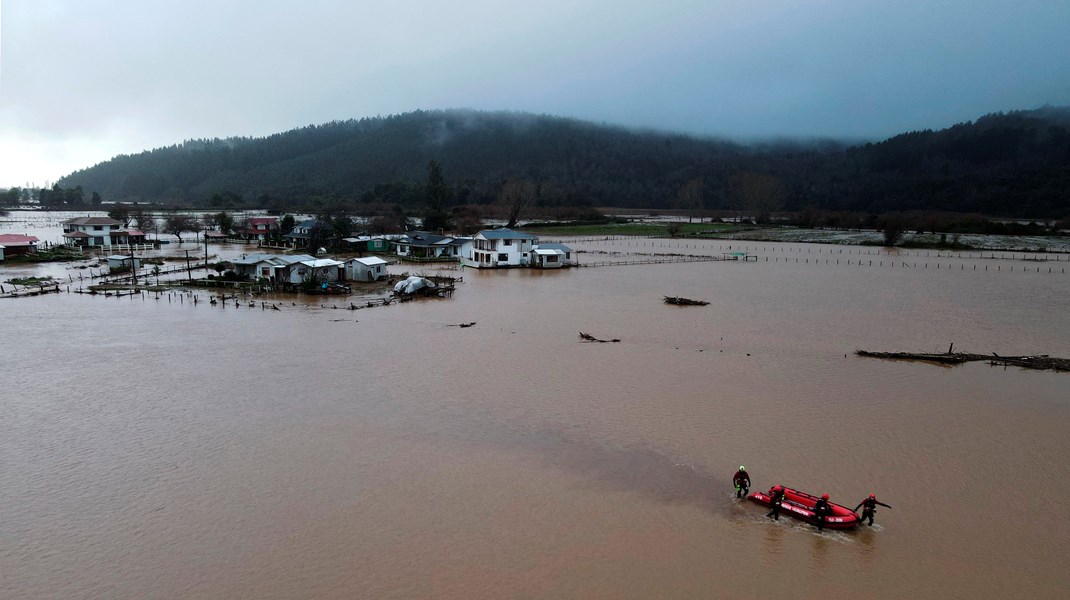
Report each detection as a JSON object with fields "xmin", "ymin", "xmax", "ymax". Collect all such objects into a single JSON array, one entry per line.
[
  {"xmin": 163, "ymin": 212, "xmax": 199, "ymax": 243},
  {"xmin": 880, "ymin": 213, "xmax": 906, "ymax": 246},
  {"xmin": 728, "ymin": 171, "xmax": 786, "ymax": 224},
  {"xmin": 677, "ymin": 176, "xmax": 704, "ymax": 223},
  {"xmin": 499, "ymin": 179, "xmax": 537, "ymax": 228},
  {"xmin": 131, "ymin": 207, "xmax": 156, "ymax": 232}
]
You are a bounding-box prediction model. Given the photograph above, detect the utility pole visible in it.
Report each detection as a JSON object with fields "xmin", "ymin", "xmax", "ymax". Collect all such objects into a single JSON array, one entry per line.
[
  {"xmin": 185, "ymin": 250, "xmax": 193, "ymax": 283},
  {"xmin": 130, "ymin": 237, "xmax": 138, "ymax": 285}
]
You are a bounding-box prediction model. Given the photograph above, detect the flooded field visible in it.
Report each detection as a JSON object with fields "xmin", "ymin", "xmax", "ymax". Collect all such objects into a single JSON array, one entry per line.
[{"xmin": 2, "ymin": 235, "xmax": 1069, "ymax": 599}]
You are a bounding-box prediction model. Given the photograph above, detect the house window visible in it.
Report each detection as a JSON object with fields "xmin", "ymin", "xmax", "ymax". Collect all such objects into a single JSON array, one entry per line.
[
  {"xmin": 503, "ymin": 239, "xmax": 512, "ymax": 246},
  {"xmin": 498, "ymin": 253, "xmax": 508, "ymax": 261},
  {"xmin": 547, "ymin": 255, "xmax": 558, "ymax": 263},
  {"xmin": 565, "ymin": 252, "xmax": 571, "ymax": 259},
  {"xmin": 94, "ymin": 225, "xmax": 103, "ymax": 231}
]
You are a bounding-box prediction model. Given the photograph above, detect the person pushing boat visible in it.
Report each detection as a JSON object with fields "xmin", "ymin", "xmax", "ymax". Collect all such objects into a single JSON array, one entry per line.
[
  {"xmin": 733, "ymin": 466, "xmax": 751, "ymax": 498},
  {"xmin": 813, "ymin": 493, "xmax": 831, "ymax": 531},
  {"xmin": 766, "ymin": 485, "xmax": 784, "ymax": 520},
  {"xmin": 853, "ymin": 493, "xmax": 892, "ymax": 526}
]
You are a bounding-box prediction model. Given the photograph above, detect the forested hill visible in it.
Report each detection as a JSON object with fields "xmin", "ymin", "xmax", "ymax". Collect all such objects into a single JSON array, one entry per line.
[{"xmin": 57, "ymin": 107, "xmax": 1070, "ymax": 217}]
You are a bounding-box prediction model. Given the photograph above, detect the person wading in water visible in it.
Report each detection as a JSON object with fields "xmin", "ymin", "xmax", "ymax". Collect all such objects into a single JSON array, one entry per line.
[
  {"xmin": 853, "ymin": 493, "xmax": 892, "ymax": 526},
  {"xmin": 733, "ymin": 466, "xmax": 751, "ymax": 498},
  {"xmin": 767, "ymin": 485, "xmax": 785, "ymax": 520}
]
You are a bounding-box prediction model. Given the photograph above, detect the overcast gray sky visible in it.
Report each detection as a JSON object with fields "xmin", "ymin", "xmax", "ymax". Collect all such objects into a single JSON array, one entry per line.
[{"xmin": 2, "ymin": 0, "xmax": 1069, "ymax": 187}]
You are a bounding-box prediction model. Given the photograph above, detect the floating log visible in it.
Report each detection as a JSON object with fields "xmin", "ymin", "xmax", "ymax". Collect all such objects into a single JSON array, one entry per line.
[
  {"xmin": 579, "ymin": 331, "xmax": 621, "ymax": 343},
  {"xmin": 856, "ymin": 350, "xmax": 1070, "ymax": 373},
  {"xmin": 663, "ymin": 296, "xmax": 709, "ymax": 306}
]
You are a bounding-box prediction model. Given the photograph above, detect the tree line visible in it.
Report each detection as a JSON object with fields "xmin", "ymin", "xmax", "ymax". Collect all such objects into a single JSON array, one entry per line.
[{"xmin": 7, "ymin": 106, "xmax": 1065, "ymax": 220}]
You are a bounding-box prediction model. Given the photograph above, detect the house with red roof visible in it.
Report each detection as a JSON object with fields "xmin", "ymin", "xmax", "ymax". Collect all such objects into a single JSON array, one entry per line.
[
  {"xmin": 0, "ymin": 233, "xmax": 40, "ymax": 260},
  {"xmin": 240, "ymin": 217, "xmax": 279, "ymax": 241}
]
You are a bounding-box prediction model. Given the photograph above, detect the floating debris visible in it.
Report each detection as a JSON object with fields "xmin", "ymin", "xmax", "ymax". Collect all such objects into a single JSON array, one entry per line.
[
  {"xmin": 663, "ymin": 296, "xmax": 709, "ymax": 306},
  {"xmin": 579, "ymin": 331, "xmax": 621, "ymax": 343},
  {"xmin": 856, "ymin": 349, "xmax": 1070, "ymax": 372}
]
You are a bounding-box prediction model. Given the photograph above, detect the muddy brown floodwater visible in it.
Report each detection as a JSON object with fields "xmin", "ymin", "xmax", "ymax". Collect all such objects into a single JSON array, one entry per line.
[{"xmin": 3, "ymin": 238, "xmax": 1069, "ymax": 599}]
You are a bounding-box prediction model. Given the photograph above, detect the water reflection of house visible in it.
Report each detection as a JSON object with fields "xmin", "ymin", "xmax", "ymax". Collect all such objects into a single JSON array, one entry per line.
[
  {"xmin": 346, "ymin": 256, "xmax": 389, "ymax": 281},
  {"xmin": 0, "ymin": 234, "xmax": 39, "ymax": 260},
  {"xmin": 463, "ymin": 228, "xmax": 539, "ymax": 268},
  {"xmin": 531, "ymin": 243, "xmax": 576, "ymax": 268},
  {"xmin": 393, "ymin": 231, "xmax": 464, "ymax": 260}
]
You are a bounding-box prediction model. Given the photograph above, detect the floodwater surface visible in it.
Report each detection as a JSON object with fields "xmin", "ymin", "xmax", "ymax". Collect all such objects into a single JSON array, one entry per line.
[{"xmin": 2, "ymin": 237, "xmax": 1069, "ymax": 599}]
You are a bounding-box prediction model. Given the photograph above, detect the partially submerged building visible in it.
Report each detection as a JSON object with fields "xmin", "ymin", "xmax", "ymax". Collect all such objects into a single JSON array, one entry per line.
[
  {"xmin": 346, "ymin": 256, "xmax": 389, "ymax": 281},
  {"xmin": 62, "ymin": 217, "xmax": 144, "ymax": 247},
  {"xmin": 530, "ymin": 243, "xmax": 577, "ymax": 268},
  {"xmin": 0, "ymin": 234, "xmax": 39, "ymax": 260},
  {"xmin": 394, "ymin": 231, "xmax": 464, "ymax": 260},
  {"xmin": 462, "ymin": 228, "xmax": 540, "ymax": 268}
]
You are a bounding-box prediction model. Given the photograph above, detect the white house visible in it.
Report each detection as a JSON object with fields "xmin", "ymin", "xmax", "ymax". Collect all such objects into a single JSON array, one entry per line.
[
  {"xmin": 62, "ymin": 217, "xmax": 132, "ymax": 247},
  {"xmin": 287, "ymin": 258, "xmax": 344, "ymax": 284},
  {"xmin": 393, "ymin": 231, "xmax": 463, "ymax": 259},
  {"xmin": 231, "ymin": 253, "xmax": 316, "ymax": 281},
  {"xmin": 346, "ymin": 256, "xmax": 389, "ymax": 281},
  {"xmin": 462, "ymin": 228, "xmax": 539, "ymax": 268},
  {"xmin": 531, "ymin": 243, "xmax": 577, "ymax": 268}
]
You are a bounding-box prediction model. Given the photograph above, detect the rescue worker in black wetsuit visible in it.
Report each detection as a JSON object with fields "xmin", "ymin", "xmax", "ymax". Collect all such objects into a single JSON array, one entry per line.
[
  {"xmin": 767, "ymin": 485, "xmax": 785, "ymax": 520},
  {"xmin": 853, "ymin": 493, "xmax": 892, "ymax": 526},
  {"xmin": 813, "ymin": 493, "xmax": 831, "ymax": 531},
  {"xmin": 732, "ymin": 466, "xmax": 751, "ymax": 498}
]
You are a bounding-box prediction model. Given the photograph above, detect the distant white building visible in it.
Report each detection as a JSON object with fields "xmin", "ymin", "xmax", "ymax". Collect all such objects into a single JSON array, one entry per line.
[
  {"xmin": 462, "ymin": 228, "xmax": 538, "ymax": 268},
  {"xmin": 346, "ymin": 256, "xmax": 389, "ymax": 281}
]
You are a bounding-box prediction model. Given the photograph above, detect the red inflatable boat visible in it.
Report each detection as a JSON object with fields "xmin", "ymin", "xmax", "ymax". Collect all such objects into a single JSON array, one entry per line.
[{"xmin": 748, "ymin": 486, "xmax": 861, "ymax": 529}]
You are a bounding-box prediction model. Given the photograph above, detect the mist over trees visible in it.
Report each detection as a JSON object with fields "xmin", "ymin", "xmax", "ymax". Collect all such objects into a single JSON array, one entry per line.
[{"xmin": 48, "ymin": 107, "xmax": 1070, "ymax": 219}]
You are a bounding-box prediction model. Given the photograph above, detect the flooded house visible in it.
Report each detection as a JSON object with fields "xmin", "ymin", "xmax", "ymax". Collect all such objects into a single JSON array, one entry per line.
[
  {"xmin": 342, "ymin": 235, "xmax": 394, "ymax": 254},
  {"xmin": 232, "ymin": 253, "xmax": 316, "ymax": 282},
  {"xmin": 393, "ymin": 231, "xmax": 463, "ymax": 260},
  {"xmin": 530, "ymin": 243, "xmax": 577, "ymax": 268},
  {"xmin": 62, "ymin": 217, "xmax": 144, "ymax": 247},
  {"xmin": 289, "ymin": 258, "xmax": 345, "ymax": 284},
  {"xmin": 284, "ymin": 219, "xmax": 336, "ymax": 249},
  {"xmin": 463, "ymin": 227, "xmax": 539, "ymax": 268},
  {"xmin": 0, "ymin": 233, "xmax": 39, "ymax": 260},
  {"xmin": 107, "ymin": 255, "xmax": 142, "ymax": 271},
  {"xmin": 346, "ymin": 256, "xmax": 389, "ymax": 282},
  {"xmin": 238, "ymin": 217, "xmax": 279, "ymax": 241}
]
